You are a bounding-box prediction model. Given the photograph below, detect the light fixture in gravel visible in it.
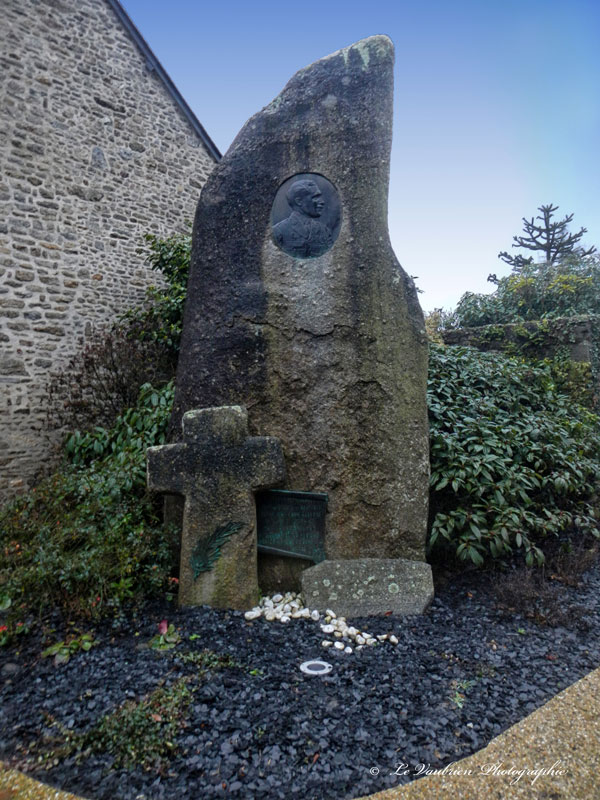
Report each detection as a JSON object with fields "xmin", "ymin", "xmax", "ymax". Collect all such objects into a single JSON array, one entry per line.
[{"xmin": 299, "ymin": 660, "xmax": 333, "ymax": 676}]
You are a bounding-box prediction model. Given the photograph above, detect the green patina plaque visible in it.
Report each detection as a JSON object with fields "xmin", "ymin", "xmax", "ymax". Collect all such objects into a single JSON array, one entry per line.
[{"xmin": 256, "ymin": 490, "xmax": 327, "ymax": 563}]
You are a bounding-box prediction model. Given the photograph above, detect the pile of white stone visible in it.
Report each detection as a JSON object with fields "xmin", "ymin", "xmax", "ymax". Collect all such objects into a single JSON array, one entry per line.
[{"xmin": 244, "ymin": 591, "xmax": 399, "ymax": 654}]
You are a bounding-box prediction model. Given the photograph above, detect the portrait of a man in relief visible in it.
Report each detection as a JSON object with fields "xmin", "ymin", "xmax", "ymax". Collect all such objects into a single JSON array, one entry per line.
[{"xmin": 272, "ymin": 179, "xmax": 334, "ymax": 258}]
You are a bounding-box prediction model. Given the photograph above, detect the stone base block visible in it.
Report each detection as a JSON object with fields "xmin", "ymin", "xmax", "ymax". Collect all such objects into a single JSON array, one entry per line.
[{"xmin": 300, "ymin": 558, "xmax": 434, "ymax": 617}]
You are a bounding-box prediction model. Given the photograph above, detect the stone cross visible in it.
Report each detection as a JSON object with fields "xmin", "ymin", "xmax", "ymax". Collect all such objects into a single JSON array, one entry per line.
[{"xmin": 147, "ymin": 406, "xmax": 285, "ymax": 609}]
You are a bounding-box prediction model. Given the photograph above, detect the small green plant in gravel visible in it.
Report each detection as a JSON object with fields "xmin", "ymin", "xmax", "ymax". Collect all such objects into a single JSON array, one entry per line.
[
  {"xmin": 74, "ymin": 678, "xmax": 194, "ymax": 770},
  {"xmin": 449, "ymin": 679, "xmax": 476, "ymax": 709},
  {"xmin": 40, "ymin": 648, "xmax": 247, "ymax": 771},
  {"xmin": 42, "ymin": 632, "xmax": 96, "ymax": 665},
  {"xmin": 149, "ymin": 619, "xmax": 181, "ymax": 651},
  {"xmin": 178, "ymin": 648, "xmax": 242, "ymax": 670}
]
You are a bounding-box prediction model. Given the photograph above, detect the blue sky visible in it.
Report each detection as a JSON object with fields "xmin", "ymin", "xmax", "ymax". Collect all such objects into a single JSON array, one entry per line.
[{"xmin": 121, "ymin": 0, "xmax": 599, "ymax": 312}]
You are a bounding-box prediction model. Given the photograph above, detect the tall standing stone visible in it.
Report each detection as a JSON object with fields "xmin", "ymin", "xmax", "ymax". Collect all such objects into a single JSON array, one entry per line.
[{"xmin": 171, "ymin": 36, "xmax": 430, "ymax": 565}]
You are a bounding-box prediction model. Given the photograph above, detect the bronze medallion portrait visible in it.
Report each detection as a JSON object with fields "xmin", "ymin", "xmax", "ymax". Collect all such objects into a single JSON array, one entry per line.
[{"xmin": 271, "ymin": 173, "xmax": 341, "ymax": 258}]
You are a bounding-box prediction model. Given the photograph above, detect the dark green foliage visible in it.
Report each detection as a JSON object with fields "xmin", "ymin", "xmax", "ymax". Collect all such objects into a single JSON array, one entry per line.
[
  {"xmin": 189, "ymin": 522, "xmax": 243, "ymax": 577},
  {"xmin": 499, "ymin": 204, "xmax": 596, "ymax": 268},
  {"xmin": 0, "ymin": 383, "xmax": 176, "ymax": 618},
  {"xmin": 124, "ymin": 231, "xmax": 192, "ymax": 358},
  {"xmin": 445, "ymin": 256, "xmax": 600, "ymax": 329},
  {"xmin": 428, "ymin": 345, "xmax": 600, "ymax": 566}
]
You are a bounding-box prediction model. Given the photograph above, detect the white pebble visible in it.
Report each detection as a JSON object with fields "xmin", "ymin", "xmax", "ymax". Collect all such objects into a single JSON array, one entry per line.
[
  {"xmin": 356, "ymin": 635, "xmax": 365, "ymax": 645},
  {"xmin": 333, "ymin": 631, "xmax": 343, "ymax": 639},
  {"xmin": 347, "ymin": 626, "xmax": 357, "ymax": 637},
  {"xmin": 265, "ymin": 611, "xmax": 275, "ymax": 622},
  {"xmin": 321, "ymin": 640, "xmax": 333, "ymax": 648},
  {"xmin": 272, "ymin": 594, "xmax": 283, "ymax": 603},
  {"xmin": 310, "ymin": 610, "xmax": 320, "ymax": 621},
  {"xmin": 334, "ymin": 641, "xmax": 345, "ymax": 650},
  {"xmin": 389, "ymin": 635, "xmax": 399, "ymax": 645},
  {"xmin": 280, "ymin": 615, "xmax": 290, "ymax": 623},
  {"xmin": 283, "ymin": 603, "xmax": 291, "ymax": 614},
  {"xmin": 344, "ymin": 646, "xmax": 353, "ymax": 654},
  {"xmin": 366, "ymin": 638, "xmax": 377, "ymax": 646},
  {"xmin": 377, "ymin": 634, "xmax": 388, "ymax": 642},
  {"xmin": 244, "ymin": 610, "xmax": 261, "ymax": 620},
  {"xmin": 321, "ymin": 624, "xmax": 335, "ymax": 634},
  {"xmin": 326, "ymin": 609, "xmax": 337, "ymax": 618},
  {"xmin": 301, "ymin": 608, "xmax": 311, "ymax": 618}
]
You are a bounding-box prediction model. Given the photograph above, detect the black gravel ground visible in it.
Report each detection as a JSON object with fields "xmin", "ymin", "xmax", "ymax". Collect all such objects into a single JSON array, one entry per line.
[{"xmin": 1, "ymin": 562, "xmax": 599, "ymax": 800}]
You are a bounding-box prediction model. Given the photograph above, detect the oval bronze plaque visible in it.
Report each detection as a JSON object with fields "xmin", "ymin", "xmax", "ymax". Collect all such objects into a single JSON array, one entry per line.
[{"xmin": 271, "ymin": 173, "xmax": 341, "ymax": 259}]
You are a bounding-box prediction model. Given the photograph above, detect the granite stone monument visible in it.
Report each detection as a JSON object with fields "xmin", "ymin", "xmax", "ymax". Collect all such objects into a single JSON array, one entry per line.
[{"xmin": 161, "ymin": 35, "xmax": 432, "ymax": 610}]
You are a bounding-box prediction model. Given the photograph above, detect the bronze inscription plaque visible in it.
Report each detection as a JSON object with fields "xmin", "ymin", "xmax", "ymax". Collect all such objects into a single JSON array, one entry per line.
[{"xmin": 256, "ymin": 489, "xmax": 327, "ymax": 562}]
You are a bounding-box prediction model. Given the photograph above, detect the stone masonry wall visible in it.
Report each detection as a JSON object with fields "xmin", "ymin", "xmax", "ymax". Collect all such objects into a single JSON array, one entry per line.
[
  {"xmin": 441, "ymin": 317, "xmax": 598, "ymax": 363},
  {"xmin": 0, "ymin": 0, "xmax": 217, "ymax": 499}
]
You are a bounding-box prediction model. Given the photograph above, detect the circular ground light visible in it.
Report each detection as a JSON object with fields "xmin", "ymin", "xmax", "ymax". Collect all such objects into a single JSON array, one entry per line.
[{"xmin": 299, "ymin": 660, "xmax": 333, "ymax": 676}]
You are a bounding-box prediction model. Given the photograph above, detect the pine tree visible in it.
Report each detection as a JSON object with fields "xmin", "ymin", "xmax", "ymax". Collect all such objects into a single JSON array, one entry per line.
[{"xmin": 498, "ymin": 204, "xmax": 596, "ymax": 269}]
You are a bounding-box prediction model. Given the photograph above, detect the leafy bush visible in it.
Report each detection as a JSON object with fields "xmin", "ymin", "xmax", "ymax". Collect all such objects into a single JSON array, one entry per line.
[
  {"xmin": 123, "ymin": 231, "xmax": 191, "ymax": 357},
  {"xmin": 46, "ymin": 232, "xmax": 190, "ymax": 436},
  {"xmin": 444, "ymin": 256, "xmax": 600, "ymax": 329},
  {"xmin": 428, "ymin": 344, "xmax": 600, "ymax": 566},
  {"xmin": 0, "ymin": 383, "xmax": 176, "ymax": 619}
]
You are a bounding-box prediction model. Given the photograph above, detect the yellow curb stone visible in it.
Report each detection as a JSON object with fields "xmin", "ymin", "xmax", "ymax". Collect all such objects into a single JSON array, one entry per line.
[
  {"xmin": 357, "ymin": 666, "xmax": 600, "ymax": 800},
  {"xmin": 0, "ymin": 764, "xmax": 87, "ymax": 800}
]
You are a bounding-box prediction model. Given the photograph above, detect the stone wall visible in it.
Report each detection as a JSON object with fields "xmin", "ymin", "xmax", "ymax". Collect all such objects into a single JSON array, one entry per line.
[
  {"xmin": 441, "ymin": 317, "xmax": 598, "ymax": 363},
  {"xmin": 0, "ymin": 0, "xmax": 218, "ymax": 499}
]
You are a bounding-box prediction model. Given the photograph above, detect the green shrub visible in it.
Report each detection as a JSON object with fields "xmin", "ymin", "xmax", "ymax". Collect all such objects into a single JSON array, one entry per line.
[
  {"xmin": 0, "ymin": 383, "xmax": 176, "ymax": 619},
  {"xmin": 428, "ymin": 344, "xmax": 600, "ymax": 566},
  {"xmin": 123, "ymin": 231, "xmax": 191, "ymax": 358},
  {"xmin": 445, "ymin": 256, "xmax": 600, "ymax": 329}
]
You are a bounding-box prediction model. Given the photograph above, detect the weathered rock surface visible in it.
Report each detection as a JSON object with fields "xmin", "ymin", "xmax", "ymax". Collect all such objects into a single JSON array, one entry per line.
[
  {"xmin": 301, "ymin": 558, "xmax": 434, "ymax": 617},
  {"xmin": 147, "ymin": 406, "xmax": 285, "ymax": 608},
  {"xmin": 171, "ymin": 36, "xmax": 429, "ymax": 564}
]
